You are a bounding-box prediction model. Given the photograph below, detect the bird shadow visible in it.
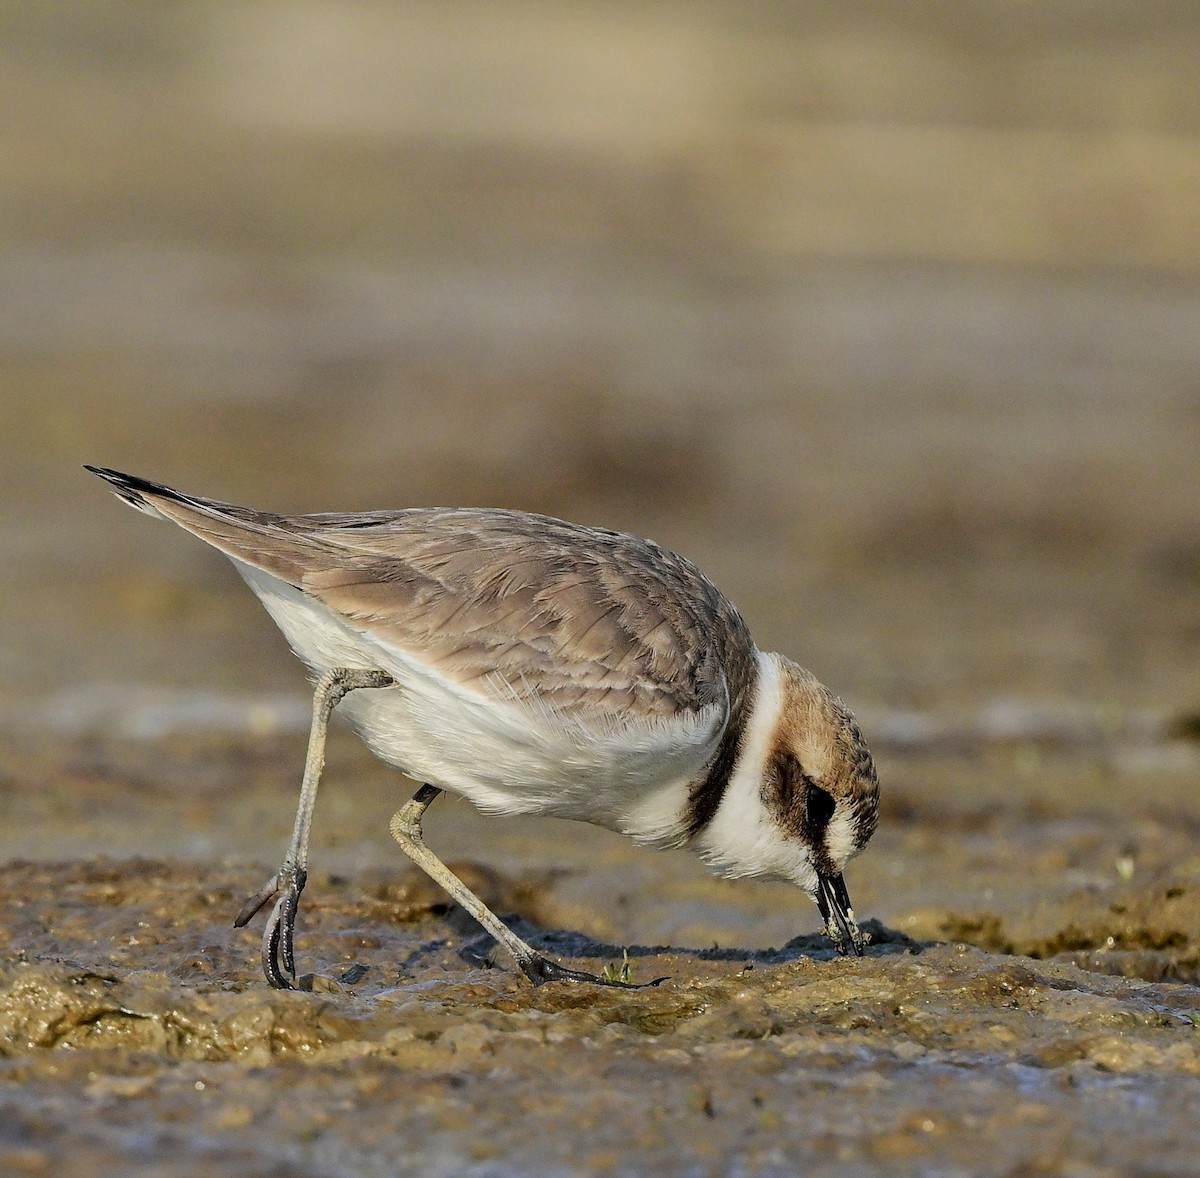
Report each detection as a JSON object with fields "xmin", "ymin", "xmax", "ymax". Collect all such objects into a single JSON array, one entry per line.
[{"xmin": 452, "ymin": 912, "xmax": 923, "ymax": 974}]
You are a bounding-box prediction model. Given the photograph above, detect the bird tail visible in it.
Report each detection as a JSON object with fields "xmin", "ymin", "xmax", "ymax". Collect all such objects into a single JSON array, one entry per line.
[{"xmin": 85, "ymin": 465, "xmax": 313, "ymax": 585}]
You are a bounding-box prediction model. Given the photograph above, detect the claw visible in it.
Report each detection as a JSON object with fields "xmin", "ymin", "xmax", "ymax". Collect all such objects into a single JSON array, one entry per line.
[
  {"xmin": 262, "ymin": 890, "xmax": 299, "ymax": 989},
  {"xmin": 262, "ymin": 893, "xmax": 293, "ymax": 988}
]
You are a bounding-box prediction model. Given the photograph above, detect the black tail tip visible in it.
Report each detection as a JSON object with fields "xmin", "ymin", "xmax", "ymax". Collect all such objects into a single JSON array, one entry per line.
[
  {"xmin": 86, "ymin": 463, "xmax": 138, "ymax": 493},
  {"xmin": 85, "ymin": 465, "xmax": 168, "ymax": 510},
  {"xmin": 85, "ymin": 464, "xmax": 123, "ymax": 481}
]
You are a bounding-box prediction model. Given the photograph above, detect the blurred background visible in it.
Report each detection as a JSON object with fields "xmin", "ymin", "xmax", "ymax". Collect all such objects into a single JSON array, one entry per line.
[{"xmin": 1, "ymin": 2, "xmax": 1198, "ymax": 894}]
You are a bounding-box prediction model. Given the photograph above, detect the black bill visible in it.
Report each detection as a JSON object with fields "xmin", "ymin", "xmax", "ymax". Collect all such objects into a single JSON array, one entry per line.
[{"xmin": 816, "ymin": 872, "xmax": 865, "ymax": 956}]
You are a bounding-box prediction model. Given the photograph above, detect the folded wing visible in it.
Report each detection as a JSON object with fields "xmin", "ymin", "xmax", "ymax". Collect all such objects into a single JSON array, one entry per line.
[{"xmin": 87, "ymin": 468, "xmax": 756, "ymax": 735}]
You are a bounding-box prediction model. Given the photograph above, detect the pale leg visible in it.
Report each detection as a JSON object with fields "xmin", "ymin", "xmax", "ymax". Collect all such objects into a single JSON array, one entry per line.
[
  {"xmin": 389, "ymin": 785, "xmax": 664, "ymax": 988},
  {"xmin": 235, "ymin": 667, "xmax": 394, "ymax": 988}
]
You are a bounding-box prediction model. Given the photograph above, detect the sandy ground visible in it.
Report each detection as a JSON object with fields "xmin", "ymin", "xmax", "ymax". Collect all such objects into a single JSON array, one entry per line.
[{"xmin": 2, "ymin": 3, "xmax": 1200, "ymax": 1175}]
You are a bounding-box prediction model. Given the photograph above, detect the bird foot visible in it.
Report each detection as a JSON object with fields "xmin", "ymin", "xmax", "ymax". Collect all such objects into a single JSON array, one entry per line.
[
  {"xmin": 518, "ymin": 953, "xmax": 667, "ymax": 989},
  {"xmin": 234, "ymin": 867, "xmax": 307, "ymax": 989}
]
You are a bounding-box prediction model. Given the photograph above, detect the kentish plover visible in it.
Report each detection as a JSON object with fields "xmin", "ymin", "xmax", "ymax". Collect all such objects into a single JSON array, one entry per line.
[{"xmin": 88, "ymin": 467, "xmax": 879, "ymax": 989}]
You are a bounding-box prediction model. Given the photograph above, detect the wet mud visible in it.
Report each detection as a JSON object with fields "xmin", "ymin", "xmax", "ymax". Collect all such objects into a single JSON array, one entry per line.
[{"xmin": 3, "ymin": 735, "xmax": 1200, "ymax": 1177}]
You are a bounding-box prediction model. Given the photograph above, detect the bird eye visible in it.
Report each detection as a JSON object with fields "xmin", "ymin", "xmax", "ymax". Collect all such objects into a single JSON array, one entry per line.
[{"xmin": 805, "ymin": 782, "xmax": 836, "ymax": 828}]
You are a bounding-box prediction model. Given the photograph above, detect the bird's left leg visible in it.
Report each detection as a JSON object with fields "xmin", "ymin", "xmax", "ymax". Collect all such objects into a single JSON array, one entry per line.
[
  {"xmin": 234, "ymin": 667, "xmax": 394, "ymax": 988},
  {"xmin": 389, "ymin": 784, "xmax": 665, "ymax": 988}
]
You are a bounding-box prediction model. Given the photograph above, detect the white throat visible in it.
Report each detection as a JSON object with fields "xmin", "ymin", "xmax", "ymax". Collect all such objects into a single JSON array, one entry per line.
[{"xmin": 693, "ymin": 650, "xmax": 818, "ymax": 891}]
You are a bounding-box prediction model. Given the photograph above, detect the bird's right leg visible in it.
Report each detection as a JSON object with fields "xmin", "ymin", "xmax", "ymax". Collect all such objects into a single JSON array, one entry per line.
[{"xmin": 234, "ymin": 666, "xmax": 393, "ymax": 988}]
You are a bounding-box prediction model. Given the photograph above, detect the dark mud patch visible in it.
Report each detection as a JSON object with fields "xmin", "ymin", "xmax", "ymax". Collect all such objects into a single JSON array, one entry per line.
[{"xmin": 2, "ymin": 858, "xmax": 1199, "ymax": 1177}]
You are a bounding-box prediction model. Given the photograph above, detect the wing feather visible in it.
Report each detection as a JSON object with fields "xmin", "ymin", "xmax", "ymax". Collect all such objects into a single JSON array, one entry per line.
[
  {"xmin": 88, "ymin": 469, "xmax": 756, "ymax": 735},
  {"xmin": 294, "ymin": 510, "xmax": 754, "ymax": 729}
]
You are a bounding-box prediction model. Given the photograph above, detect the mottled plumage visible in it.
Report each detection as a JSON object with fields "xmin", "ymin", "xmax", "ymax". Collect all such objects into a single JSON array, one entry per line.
[{"xmin": 88, "ymin": 466, "xmax": 879, "ymax": 989}]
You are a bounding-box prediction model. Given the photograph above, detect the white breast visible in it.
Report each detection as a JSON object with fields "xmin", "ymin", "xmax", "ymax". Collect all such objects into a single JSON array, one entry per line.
[
  {"xmin": 233, "ymin": 561, "xmax": 724, "ymax": 839},
  {"xmin": 694, "ymin": 651, "xmax": 818, "ymax": 889}
]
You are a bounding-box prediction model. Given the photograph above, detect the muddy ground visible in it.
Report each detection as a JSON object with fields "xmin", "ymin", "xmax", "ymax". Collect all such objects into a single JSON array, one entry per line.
[
  {"xmin": 2, "ymin": 733, "xmax": 1200, "ymax": 1177},
  {"xmin": 3, "ymin": 3, "xmax": 1200, "ymax": 1176}
]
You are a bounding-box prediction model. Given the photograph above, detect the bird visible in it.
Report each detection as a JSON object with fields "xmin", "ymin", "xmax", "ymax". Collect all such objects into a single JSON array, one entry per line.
[{"xmin": 87, "ymin": 466, "xmax": 880, "ymax": 990}]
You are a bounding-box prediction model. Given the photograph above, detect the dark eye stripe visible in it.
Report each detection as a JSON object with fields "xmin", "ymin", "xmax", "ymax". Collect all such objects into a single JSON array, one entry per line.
[
  {"xmin": 766, "ymin": 752, "xmax": 839, "ymax": 845},
  {"xmin": 805, "ymin": 782, "xmax": 836, "ymax": 829}
]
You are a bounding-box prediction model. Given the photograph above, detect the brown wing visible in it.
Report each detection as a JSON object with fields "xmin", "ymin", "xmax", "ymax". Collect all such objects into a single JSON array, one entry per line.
[
  {"xmin": 299, "ymin": 509, "xmax": 755, "ymax": 723},
  {"xmin": 87, "ymin": 469, "xmax": 756, "ymax": 725}
]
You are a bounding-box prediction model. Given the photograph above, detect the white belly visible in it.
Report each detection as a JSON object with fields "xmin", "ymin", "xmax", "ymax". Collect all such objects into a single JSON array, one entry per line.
[{"xmin": 233, "ymin": 561, "xmax": 722, "ymax": 844}]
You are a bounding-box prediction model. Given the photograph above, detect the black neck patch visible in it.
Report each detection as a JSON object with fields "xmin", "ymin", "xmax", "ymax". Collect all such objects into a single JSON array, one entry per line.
[{"xmin": 683, "ymin": 655, "xmax": 759, "ymax": 840}]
